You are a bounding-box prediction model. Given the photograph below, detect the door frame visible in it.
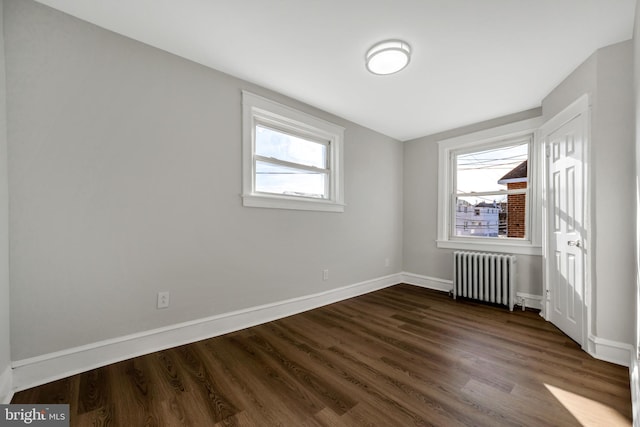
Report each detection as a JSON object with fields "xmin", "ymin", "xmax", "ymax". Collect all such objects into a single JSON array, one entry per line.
[{"xmin": 541, "ymin": 94, "xmax": 592, "ymax": 350}]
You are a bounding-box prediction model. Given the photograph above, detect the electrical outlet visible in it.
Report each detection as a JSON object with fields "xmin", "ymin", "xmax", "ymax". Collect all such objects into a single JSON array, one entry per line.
[
  {"xmin": 323, "ymin": 269, "xmax": 329, "ymax": 281},
  {"xmin": 157, "ymin": 291, "xmax": 170, "ymax": 309},
  {"xmin": 385, "ymin": 258, "xmax": 390, "ymax": 267}
]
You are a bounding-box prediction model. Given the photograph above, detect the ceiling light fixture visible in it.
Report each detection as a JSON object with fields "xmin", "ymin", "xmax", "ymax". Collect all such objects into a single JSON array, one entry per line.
[{"xmin": 365, "ymin": 40, "xmax": 411, "ymax": 75}]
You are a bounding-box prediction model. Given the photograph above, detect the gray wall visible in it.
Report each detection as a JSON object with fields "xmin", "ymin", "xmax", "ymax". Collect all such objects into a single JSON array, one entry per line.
[
  {"xmin": 634, "ymin": 0, "xmax": 640, "ymax": 357},
  {"xmin": 402, "ymin": 108, "xmax": 543, "ymax": 296},
  {"xmin": 5, "ymin": 0, "xmax": 403, "ymax": 361},
  {"xmin": 0, "ymin": 0, "xmax": 12, "ymax": 397},
  {"xmin": 543, "ymin": 41, "xmax": 635, "ymax": 344}
]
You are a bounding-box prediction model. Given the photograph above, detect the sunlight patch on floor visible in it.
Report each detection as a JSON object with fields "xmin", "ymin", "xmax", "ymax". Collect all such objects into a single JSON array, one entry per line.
[{"xmin": 544, "ymin": 383, "xmax": 630, "ymax": 426}]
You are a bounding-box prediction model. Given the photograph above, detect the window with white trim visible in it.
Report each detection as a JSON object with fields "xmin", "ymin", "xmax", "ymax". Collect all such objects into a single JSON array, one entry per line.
[
  {"xmin": 242, "ymin": 91, "xmax": 345, "ymax": 212},
  {"xmin": 437, "ymin": 118, "xmax": 542, "ymax": 255}
]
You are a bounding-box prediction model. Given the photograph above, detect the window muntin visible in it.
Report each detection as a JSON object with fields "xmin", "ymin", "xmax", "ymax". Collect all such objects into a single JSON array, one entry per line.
[
  {"xmin": 453, "ymin": 140, "xmax": 530, "ymax": 240},
  {"xmin": 242, "ymin": 91, "xmax": 345, "ymax": 212}
]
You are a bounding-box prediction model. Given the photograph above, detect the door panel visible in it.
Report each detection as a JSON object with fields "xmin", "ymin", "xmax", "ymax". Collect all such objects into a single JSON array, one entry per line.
[
  {"xmin": 545, "ymin": 111, "xmax": 585, "ymax": 345},
  {"xmin": 567, "ymin": 253, "xmax": 576, "ymax": 320},
  {"xmin": 553, "ymin": 250, "xmax": 563, "ymax": 313}
]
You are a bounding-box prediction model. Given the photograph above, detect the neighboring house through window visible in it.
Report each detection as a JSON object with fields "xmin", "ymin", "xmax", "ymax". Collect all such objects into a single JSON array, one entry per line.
[{"xmin": 498, "ymin": 160, "xmax": 528, "ymax": 238}]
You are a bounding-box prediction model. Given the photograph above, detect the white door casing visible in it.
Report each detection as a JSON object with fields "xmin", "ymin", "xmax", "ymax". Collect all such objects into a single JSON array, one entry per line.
[{"xmin": 542, "ymin": 95, "xmax": 590, "ymax": 347}]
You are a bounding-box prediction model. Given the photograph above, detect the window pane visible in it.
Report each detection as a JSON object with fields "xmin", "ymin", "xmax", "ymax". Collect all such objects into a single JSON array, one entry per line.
[
  {"xmin": 256, "ymin": 125, "xmax": 327, "ymax": 169},
  {"xmin": 455, "ymin": 194, "xmax": 527, "ymax": 238},
  {"xmin": 256, "ymin": 160, "xmax": 327, "ymax": 198},
  {"xmin": 456, "ymin": 143, "xmax": 528, "ymax": 194}
]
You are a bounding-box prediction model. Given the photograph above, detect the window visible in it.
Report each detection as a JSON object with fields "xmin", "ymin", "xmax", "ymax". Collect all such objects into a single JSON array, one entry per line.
[
  {"xmin": 254, "ymin": 125, "xmax": 328, "ymax": 199},
  {"xmin": 242, "ymin": 91, "xmax": 345, "ymax": 212},
  {"xmin": 437, "ymin": 117, "xmax": 542, "ymax": 255}
]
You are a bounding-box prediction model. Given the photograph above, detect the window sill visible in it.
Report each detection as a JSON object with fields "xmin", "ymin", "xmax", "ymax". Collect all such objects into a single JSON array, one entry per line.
[
  {"xmin": 436, "ymin": 239, "xmax": 542, "ymax": 256},
  {"xmin": 242, "ymin": 194, "xmax": 345, "ymax": 213}
]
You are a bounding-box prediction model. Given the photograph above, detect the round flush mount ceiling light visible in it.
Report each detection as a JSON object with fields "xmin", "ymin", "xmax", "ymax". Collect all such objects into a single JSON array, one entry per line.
[{"xmin": 365, "ymin": 40, "xmax": 411, "ymax": 75}]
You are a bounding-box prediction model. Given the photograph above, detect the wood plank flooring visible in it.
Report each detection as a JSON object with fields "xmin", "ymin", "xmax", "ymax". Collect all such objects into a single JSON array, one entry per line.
[{"xmin": 12, "ymin": 284, "xmax": 632, "ymax": 426}]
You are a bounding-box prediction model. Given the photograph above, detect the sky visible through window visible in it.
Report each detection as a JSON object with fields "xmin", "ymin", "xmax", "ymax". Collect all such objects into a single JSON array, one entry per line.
[
  {"xmin": 456, "ymin": 143, "xmax": 528, "ymax": 204},
  {"xmin": 255, "ymin": 125, "xmax": 328, "ymax": 198},
  {"xmin": 256, "ymin": 125, "xmax": 327, "ymax": 168}
]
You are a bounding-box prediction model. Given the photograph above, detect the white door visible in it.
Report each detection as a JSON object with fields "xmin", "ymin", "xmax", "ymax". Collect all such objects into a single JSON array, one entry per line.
[{"xmin": 542, "ymin": 98, "xmax": 588, "ymax": 346}]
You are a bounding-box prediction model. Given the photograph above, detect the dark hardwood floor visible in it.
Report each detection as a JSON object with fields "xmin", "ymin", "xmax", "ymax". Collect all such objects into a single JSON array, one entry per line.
[{"xmin": 12, "ymin": 284, "xmax": 632, "ymax": 426}]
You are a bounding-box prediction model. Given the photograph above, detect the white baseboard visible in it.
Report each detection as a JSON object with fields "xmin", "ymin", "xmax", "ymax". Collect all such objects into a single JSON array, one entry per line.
[
  {"xmin": 401, "ymin": 272, "xmax": 544, "ymax": 312},
  {"xmin": 587, "ymin": 335, "xmax": 634, "ymax": 367},
  {"xmin": 11, "ymin": 270, "xmax": 630, "ymax": 396},
  {"xmin": 0, "ymin": 365, "xmax": 13, "ymax": 404},
  {"xmin": 401, "ymin": 272, "xmax": 453, "ymax": 292},
  {"xmin": 12, "ymin": 273, "xmax": 403, "ymax": 392},
  {"xmin": 515, "ymin": 292, "xmax": 543, "ymax": 311},
  {"xmin": 630, "ymin": 354, "xmax": 639, "ymax": 427}
]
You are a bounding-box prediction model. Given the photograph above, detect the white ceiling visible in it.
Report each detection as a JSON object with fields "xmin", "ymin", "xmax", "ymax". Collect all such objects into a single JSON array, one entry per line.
[{"xmin": 34, "ymin": 0, "xmax": 636, "ymax": 141}]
